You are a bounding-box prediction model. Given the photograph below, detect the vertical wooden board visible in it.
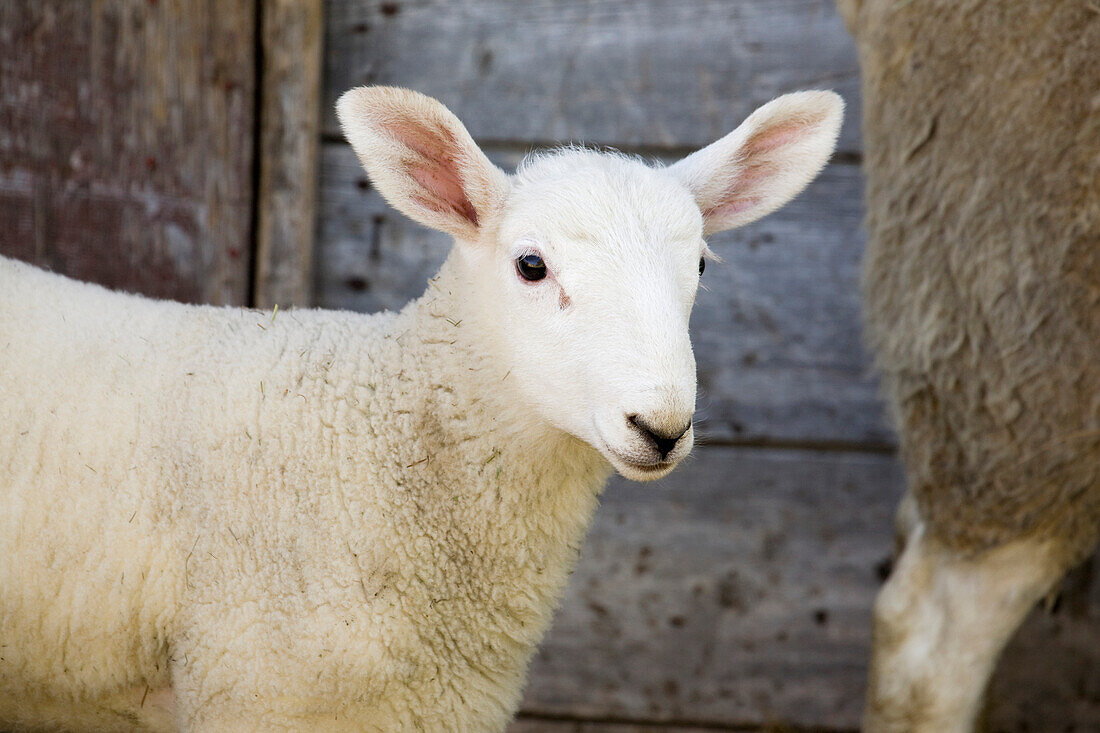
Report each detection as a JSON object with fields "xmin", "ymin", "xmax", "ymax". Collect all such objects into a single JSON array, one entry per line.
[
  {"xmin": 323, "ymin": 0, "xmax": 863, "ymax": 154},
  {"xmin": 0, "ymin": 0, "xmax": 255, "ymax": 305},
  {"xmin": 517, "ymin": 445, "xmax": 905, "ymax": 729},
  {"xmin": 254, "ymin": 0, "xmax": 324, "ymax": 309},
  {"xmin": 314, "ymin": 143, "xmax": 890, "ymax": 446}
]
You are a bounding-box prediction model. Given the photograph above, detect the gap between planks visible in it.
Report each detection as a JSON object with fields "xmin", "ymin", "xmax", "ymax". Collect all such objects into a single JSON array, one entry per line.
[
  {"xmin": 245, "ymin": 0, "xmax": 266, "ymax": 309},
  {"xmin": 513, "ymin": 710, "xmax": 857, "ymax": 732},
  {"xmin": 695, "ymin": 436, "xmax": 895, "ymax": 455}
]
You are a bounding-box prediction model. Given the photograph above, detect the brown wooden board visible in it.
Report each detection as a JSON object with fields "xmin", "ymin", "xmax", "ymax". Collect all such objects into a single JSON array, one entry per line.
[
  {"xmin": 512, "ymin": 445, "xmax": 1100, "ymax": 730},
  {"xmin": 314, "ymin": 143, "xmax": 888, "ymax": 447},
  {"xmin": 323, "ymin": 0, "xmax": 863, "ymax": 155},
  {"xmin": 253, "ymin": 0, "xmax": 325, "ymax": 309},
  {"xmin": 0, "ymin": 0, "xmax": 255, "ymax": 305}
]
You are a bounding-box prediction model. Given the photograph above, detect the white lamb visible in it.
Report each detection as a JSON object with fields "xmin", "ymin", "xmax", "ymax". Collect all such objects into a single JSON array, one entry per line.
[{"xmin": 0, "ymin": 86, "xmax": 842, "ymax": 731}]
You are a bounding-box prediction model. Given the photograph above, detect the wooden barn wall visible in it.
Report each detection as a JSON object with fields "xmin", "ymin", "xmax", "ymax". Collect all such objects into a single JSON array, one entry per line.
[
  {"xmin": 0, "ymin": 1, "xmax": 1096, "ymax": 730},
  {"xmin": 0, "ymin": 0, "xmax": 322, "ymax": 308},
  {"xmin": 318, "ymin": 1, "xmax": 1100, "ymax": 731},
  {"xmin": 0, "ymin": 0, "xmax": 256, "ymax": 304}
]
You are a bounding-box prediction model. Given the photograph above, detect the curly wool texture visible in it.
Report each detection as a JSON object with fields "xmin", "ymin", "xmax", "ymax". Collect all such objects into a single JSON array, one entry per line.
[
  {"xmin": 0, "ymin": 254, "xmax": 608, "ymax": 731},
  {"xmin": 845, "ymin": 0, "xmax": 1100, "ymax": 560}
]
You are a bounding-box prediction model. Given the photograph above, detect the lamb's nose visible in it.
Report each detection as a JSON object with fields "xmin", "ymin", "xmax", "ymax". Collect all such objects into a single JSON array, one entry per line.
[{"xmin": 627, "ymin": 414, "xmax": 692, "ymax": 460}]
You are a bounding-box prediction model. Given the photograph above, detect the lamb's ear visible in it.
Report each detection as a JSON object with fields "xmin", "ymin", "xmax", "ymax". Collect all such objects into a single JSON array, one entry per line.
[
  {"xmin": 668, "ymin": 91, "xmax": 843, "ymax": 236},
  {"xmin": 336, "ymin": 86, "xmax": 510, "ymax": 242}
]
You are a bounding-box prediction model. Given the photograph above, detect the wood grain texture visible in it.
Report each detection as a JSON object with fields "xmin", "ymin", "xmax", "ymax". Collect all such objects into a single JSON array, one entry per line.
[
  {"xmin": 511, "ymin": 445, "xmax": 1100, "ymax": 730},
  {"xmin": 323, "ymin": 0, "xmax": 862, "ymax": 155},
  {"xmin": 315, "ymin": 143, "xmax": 889, "ymax": 446},
  {"xmin": 0, "ymin": 0, "xmax": 255, "ymax": 305},
  {"xmin": 253, "ymin": 0, "xmax": 324, "ymax": 308}
]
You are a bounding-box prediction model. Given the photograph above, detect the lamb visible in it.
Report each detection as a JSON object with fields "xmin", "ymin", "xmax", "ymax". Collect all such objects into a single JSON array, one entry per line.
[
  {"xmin": 0, "ymin": 86, "xmax": 842, "ymax": 732},
  {"xmin": 837, "ymin": 1, "xmax": 1100, "ymax": 730}
]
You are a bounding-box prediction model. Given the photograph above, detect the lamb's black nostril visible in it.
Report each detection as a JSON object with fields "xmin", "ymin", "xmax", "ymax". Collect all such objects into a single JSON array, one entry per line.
[{"xmin": 627, "ymin": 415, "xmax": 692, "ymax": 460}]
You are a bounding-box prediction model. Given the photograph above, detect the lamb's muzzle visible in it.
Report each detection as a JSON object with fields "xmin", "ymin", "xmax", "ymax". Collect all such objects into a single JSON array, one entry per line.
[{"xmin": 628, "ymin": 414, "xmax": 692, "ymax": 460}]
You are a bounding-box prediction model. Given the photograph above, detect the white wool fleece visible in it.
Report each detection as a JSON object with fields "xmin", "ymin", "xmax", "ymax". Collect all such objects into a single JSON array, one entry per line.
[
  {"xmin": 0, "ymin": 85, "xmax": 841, "ymax": 731},
  {"xmin": 0, "ymin": 255, "xmax": 608, "ymax": 731}
]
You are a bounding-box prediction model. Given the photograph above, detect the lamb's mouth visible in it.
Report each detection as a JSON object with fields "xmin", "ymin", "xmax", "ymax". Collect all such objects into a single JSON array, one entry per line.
[
  {"xmin": 617, "ymin": 456, "xmax": 674, "ymax": 473},
  {"xmin": 593, "ymin": 424, "xmax": 679, "ymax": 478},
  {"xmin": 601, "ymin": 444, "xmax": 676, "ymax": 474}
]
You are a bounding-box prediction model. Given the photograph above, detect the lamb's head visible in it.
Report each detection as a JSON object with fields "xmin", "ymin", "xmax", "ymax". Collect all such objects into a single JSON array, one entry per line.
[{"xmin": 337, "ymin": 87, "xmax": 842, "ymax": 481}]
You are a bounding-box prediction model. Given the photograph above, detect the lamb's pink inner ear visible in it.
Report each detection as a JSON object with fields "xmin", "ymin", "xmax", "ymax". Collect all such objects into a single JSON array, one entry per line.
[
  {"xmin": 705, "ymin": 114, "xmax": 827, "ymax": 220},
  {"xmin": 743, "ymin": 118, "xmax": 819, "ymax": 155},
  {"xmin": 410, "ymin": 167, "xmax": 478, "ymax": 226},
  {"xmin": 388, "ymin": 114, "xmax": 479, "ymax": 227},
  {"xmin": 706, "ymin": 162, "xmax": 773, "ymax": 217},
  {"xmin": 704, "ymin": 196, "xmax": 762, "ymax": 221}
]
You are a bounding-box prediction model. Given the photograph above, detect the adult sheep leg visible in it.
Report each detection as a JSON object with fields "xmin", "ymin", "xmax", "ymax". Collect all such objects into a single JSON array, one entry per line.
[{"xmin": 864, "ymin": 526, "xmax": 1066, "ymax": 733}]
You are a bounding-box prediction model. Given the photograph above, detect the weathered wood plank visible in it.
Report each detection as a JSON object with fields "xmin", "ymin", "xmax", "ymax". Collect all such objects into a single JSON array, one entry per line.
[
  {"xmin": 314, "ymin": 142, "xmax": 888, "ymax": 446},
  {"xmin": 513, "ymin": 445, "xmax": 1100, "ymax": 730},
  {"xmin": 323, "ymin": 0, "xmax": 862, "ymax": 154},
  {"xmin": 0, "ymin": 0, "xmax": 255, "ymax": 305},
  {"xmin": 253, "ymin": 0, "xmax": 324, "ymax": 308}
]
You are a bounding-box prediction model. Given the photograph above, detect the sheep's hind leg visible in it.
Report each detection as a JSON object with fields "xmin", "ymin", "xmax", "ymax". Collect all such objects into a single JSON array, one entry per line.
[{"xmin": 863, "ymin": 524, "xmax": 1064, "ymax": 733}]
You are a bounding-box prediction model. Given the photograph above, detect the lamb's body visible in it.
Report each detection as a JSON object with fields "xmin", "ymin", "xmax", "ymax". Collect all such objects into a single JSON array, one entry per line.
[
  {"xmin": 0, "ymin": 254, "xmax": 605, "ymax": 730},
  {"xmin": 839, "ymin": 1, "xmax": 1100, "ymax": 730}
]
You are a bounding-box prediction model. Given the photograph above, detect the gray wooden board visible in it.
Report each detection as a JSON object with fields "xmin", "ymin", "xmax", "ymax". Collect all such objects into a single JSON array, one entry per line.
[
  {"xmin": 323, "ymin": 0, "xmax": 863, "ymax": 155},
  {"xmin": 0, "ymin": 0, "xmax": 255, "ymax": 305},
  {"xmin": 315, "ymin": 142, "xmax": 889, "ymax": 446},
  {"xmin": 511, "ymin": 445, "xmax": 1100, "ymax": 730}
]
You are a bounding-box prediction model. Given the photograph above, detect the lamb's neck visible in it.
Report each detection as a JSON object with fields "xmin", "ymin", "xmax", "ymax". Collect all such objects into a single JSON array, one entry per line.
[{"xmin": 352, "ymin": 248, "xmax": 612, "ymax": 608}]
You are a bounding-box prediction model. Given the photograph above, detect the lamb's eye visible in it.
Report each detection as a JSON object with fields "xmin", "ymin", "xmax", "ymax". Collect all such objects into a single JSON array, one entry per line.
[
  {"xmin": 516, "ymin": 254, "xmax": 547, "ymax": 282},
  {"xmin": 698, "ymin": 257, "xmax": 706, "ymax": 276}
]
